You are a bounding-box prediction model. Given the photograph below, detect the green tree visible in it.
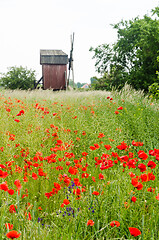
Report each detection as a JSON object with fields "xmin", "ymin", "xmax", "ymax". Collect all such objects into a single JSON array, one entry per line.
[
  {"xmin": 90, "ymin": 7, "xmax": 159, "ymax": 91},
  {"xmin": 0, "ymin": 66, "xmax": 36, "ymax": 90}
]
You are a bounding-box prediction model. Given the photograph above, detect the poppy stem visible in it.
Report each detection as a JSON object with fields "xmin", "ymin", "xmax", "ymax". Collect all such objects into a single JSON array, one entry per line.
[{"xmin": 142, "ymin": 215, "xmax": 144, "ymax": 240}]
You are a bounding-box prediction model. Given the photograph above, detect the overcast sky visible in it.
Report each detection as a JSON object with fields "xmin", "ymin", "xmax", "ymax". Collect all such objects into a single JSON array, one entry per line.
[{"xmin": 0, "ymin": 0, "xmax": 159, "ymax": 83}]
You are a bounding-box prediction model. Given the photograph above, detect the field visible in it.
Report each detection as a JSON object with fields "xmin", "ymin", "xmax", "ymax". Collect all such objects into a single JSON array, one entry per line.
[{"xmin": 0, "ymin": 86, "xmax": 159, "ymax": 240}]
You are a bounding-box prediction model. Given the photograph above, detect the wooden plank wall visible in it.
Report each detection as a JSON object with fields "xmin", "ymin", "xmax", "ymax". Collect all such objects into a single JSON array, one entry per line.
[{"xmin": 42, "ymin": 65, "xmax": 67, "ymax": 90}]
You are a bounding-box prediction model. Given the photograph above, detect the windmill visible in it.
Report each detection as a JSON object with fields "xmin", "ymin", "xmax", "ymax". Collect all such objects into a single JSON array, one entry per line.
[{"xmin": 67, "ymin": 32, "xmax": 74, "ymax": 89}]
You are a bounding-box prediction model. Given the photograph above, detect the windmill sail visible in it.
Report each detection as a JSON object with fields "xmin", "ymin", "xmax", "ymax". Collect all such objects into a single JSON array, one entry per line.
[{"xmin": 68, "ymin": 33, "xmax": 74, "ymax": 89}]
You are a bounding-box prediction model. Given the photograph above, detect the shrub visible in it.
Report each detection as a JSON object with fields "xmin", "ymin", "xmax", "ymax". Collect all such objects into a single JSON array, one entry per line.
[
  {"xmin": 0, "ymin": 66, "xmax": 36, "ymax": 90},
  {"xmin": 148, "ymin": 82, "xmax": 159, "ymax": 99}
]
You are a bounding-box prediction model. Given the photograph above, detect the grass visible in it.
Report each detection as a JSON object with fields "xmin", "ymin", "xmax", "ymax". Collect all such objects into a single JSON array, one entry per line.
[{"xmin": 0, "ymin": 86, "xmax": 159, "ymax": 239}]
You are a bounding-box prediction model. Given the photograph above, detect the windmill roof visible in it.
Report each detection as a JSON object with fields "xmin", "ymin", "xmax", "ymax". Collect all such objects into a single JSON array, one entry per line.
[
  {"xmin": 40, "ymin": 49, "xmax": 67, "ymax": 56},
  {"xmin": 40, "ymin": 49, "xmax": 68, "ymax": 65}
]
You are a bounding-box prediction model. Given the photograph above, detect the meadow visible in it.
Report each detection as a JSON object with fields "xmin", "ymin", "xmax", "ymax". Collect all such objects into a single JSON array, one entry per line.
[{"xmin": 0, "ymin": 85, "xmax": 159, "ymax": 240}]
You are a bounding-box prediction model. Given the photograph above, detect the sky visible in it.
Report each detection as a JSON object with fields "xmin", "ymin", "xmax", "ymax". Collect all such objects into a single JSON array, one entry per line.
[{"xmin": 0, "ymin": 0, "xmax": 159, "ymax": 84}]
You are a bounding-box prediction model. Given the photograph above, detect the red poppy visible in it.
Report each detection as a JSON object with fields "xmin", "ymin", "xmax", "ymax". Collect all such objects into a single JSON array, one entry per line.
[
  {"xmin": 138, "ymin": 150, "xmax": 148, "ymax": 160},
  {"xmin": 9, "ymin": 205, "xmax": 17, "ymax": 213},
  {"xmin": 138, "ymin": 163, "xmax": 146, "ymax": 172},
  {"xmin": 54, "ymin": 182, "xmax": 61, "ymax": 190},
  {"xmin": 14, "ymin": 119, "xmax": 20, "ymax": 122},
  {"xmin": 156, "ymin": 193, "xmax": 159, "ymax": 200},
  {"xmin": 14, "ymin": 179, "xmax": 22, "ymax": 190},
  {"xmin": 117, "ymin": 141, "xmax": 128, "ymax": 150},
  {"xmin": 8, "ymin": 189, "xmax": 14, "ymax": 195},
  {"xmin": 0, "ymin": 181, "xmax": 8, "ymax": 191},
  {"xmin": 92, "ymin": 191, "xmax": 100, "ymax": 196},
  {"xmin": 110, "ymin": 221, "xmax": 120, "ymax": 227},
  {"xmin": 6, "ymin": 230, "xmax": 21, "ymax": 239},
  {"xmin": 87, "ymin": 220, "xmax": 94, "ymax": 226},
  {"xmin": 104, "ymin": 145, "xmax": 112, "ymax": 150},
  {"xmin": 147, "ymin": 161, "xmax": 156, "ymax": 169},
  {"xmin": 117, "ymin": 106, "xmax": 123, "ymax": 110},
  {"xmin": 99, "ymin": 173, "xmax": 104, "ymax": 179},
  {"xmin": 129, "ymin": 227, "xmax": 141, "ymax": 237},
  {"xmin": 82, "ymin": 152, "xmax": 88, "ymax": 156},
  {"xmin": 32, "ymin": 172, "xmax": 38, "ymax": 180},
  {"xmin": 131, "ymin": 196, "xmax": 137, "ymax": 203},
  {"xmin": 5, "ymin": 223, "xmax": 13, "ymax": 230},
  {"xmin": 63, "ymin": 199, "xmax": 70, "ymax": 205}
]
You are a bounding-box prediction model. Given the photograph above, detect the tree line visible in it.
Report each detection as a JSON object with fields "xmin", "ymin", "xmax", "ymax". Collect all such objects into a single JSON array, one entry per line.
[{"xmin": 89, "ymin": 6, "xmax": 159, "ymax": 93}]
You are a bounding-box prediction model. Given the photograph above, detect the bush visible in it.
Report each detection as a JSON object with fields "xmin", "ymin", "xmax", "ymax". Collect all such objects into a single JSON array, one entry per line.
[
  {"xmin": 148, "ymin": 82, "xmax": 159, "ymax": 99},
  {"xmin": 0, "ymin": 66, "xmax": 36, "ymax": 90}
]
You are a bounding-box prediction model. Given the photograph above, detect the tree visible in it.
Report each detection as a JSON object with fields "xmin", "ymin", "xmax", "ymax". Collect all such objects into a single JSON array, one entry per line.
[
  {"xmin": 0, "ymin": 66, "xmax": 36, "ymax": 90},
  {"xmin": 90, "ymin": 7, "xmax": 159, "ymax": 91}
]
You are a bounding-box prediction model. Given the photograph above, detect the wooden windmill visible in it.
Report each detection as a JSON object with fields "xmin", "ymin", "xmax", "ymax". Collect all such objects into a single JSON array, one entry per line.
[{"xmin": 67, "ymin": 33, "xmax": 75, "ymax": 89}]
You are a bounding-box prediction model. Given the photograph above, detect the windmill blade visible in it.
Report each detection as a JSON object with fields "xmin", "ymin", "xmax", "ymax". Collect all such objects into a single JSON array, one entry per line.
[{"xmin": 67, "ymin": 33, "xmax": 75, "ymax": 89}]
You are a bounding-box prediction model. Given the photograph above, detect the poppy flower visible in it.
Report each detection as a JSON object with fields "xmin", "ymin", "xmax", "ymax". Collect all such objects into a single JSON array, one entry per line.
[
  {"xmin": 32, "ymin": 172, "xmax": 38, "ymax": 180},
  {"xmin": 147, "ymin": 161, "xmax": 156, "ymax": 169},
  {"xmin": 5, "ymin": 223, "xmax": 13, "ymax": 230},
  {"xmin": 87, "ymin": 220, "xmax": 94, "ymax": 226},
  {"xmin": 110, "ymin": 221, "xmax": 120, "ymax": 227},
  {"xmin": 131, "ymin": 196, "xmax": 137, "ymax": 203},
  {"xmin": 129, "ymin": 227, "xmax": 141, "ymax": 237},
  {"xmin": 14, "ymin": 119, "xmax": 20, "ymax": 123},
  {"xmin": 9, "ymin": 205, "xmax": 17, "ymax": 213},
  {"xmin": 156, "ymin": 193, "xmax": 159, "ymax": 200},
  {"xmin": 6, "ymin": 230, "xmax": 21, "ymax": 239},
  {"xmin": 138, "ymin": 163, "xmax": 146, "ymax": 172},
  {"xmin": 117, "ymin": 141, "xmax": 128, "ymax": 150},
  {"xmin": 14, "ymin": 179, "xmax": 22, "ymax": 190},
  {"xmin": 117, "ymin": 106, "xmax": 123, "ymax": 110},
  {"xmin": 8, "ymin": 189, "xmax": 14, "ymax": 195},
  {"xmin": 104, "ymin": 145, "xmax": 111, "ymax": 150},
  {"xmin": 0, "ymin": 181, "xmax": 9, "ymax": 191},
  {"xmin": 92, "ymin": 191, "xmax": 100, "ymax": 196},
  {"xmin": 63, "ymin": 199, "xmax": 70, "ymax": 205},
  {"xmin": 138, "ymin": 150, "xmax": 148, "ymax": 160}
]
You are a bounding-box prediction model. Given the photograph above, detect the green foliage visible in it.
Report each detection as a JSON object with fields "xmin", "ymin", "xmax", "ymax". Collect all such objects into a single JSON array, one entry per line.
[
  {"xmin": 148, "ymin": 82, "xmax": 159, "ymax": 99},
  {"xmin": 0, "ymin": 66, "xmax": 36, "ymax": 90},
  {"xmin": 90, "ymin": 6, "xmax": 159, "ymax": 91}
]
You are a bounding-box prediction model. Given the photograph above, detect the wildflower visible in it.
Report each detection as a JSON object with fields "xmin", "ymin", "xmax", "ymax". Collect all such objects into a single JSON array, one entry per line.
[
  {"xmin": 104, "ymin": 145, "xmax": 111, "ymax": 150},
  {"xmin": 14, "ymin": 119, "xmax": 20, "ymax": 123},
  {"xmin": 32, "ymin": 172, "xmax": 38, "ymax": 180},
  {"xmin": 147, "ymin": 161, "xmax": 156, "ymax": 169},
  {"xmin": 14, "ymin": 179, "xmax": 22, "ymax": 190},
  {"xmin": 9, "ymin": 205, "xmax": 17, "ymax": 213},
  {"xmin": 8, "ymin": 189, "xmax": 14, "ymax": 195},
  {"xmin": 138, "ymin": 163, "xmax": 146, "ymax": 172},
  {"xmin": 6, "ymin": 230, "xmax": 21, "ymax": 239},
  {"xmin": 129, "ymin": 227, "xmax": 141, "ymax": 237},
  {"xmin": 138, "ymin": 150, "xmax": 148, "ymax": 160},
  {"xmin": 156, "ymin": 193, "xmax": 159, "ymax": 200},
  {"xmin": 99, "ymin": 173, "xmax": 104, "ymax": 180},
  {"xmin": 63, "ymin": 199, "xmax": 70, "ymax": 205},
  {"xmin": 110, "ymin": 221, "xmax": 120, "ymax": 227},
  {"xmin": 117, "ymin": 141, "xmax": 128, "ymax": 150},
  {"xmin": 5, "ymin": 223, "xmax": 13, "ymax": 230},
  {"xmin": 131, "ymin": 196, "xmax": 137, "ymax": 203},
  {"xmin": 98, "ymin": 132, "xmax": 105, "ymax": 138},
  {"xmin": 117, "ymin": 106, "xmax": 123, "ymax": 110},
  {"xmin": 87, "ymin": 220, "xmax": 94, "ymax": 226},
  {"xmin": 0, "ymin": 181, "xmax": 9, "ymax": 191},
  {"xmin": 92, "ymin": 191, "xmax": 100, "ymax": 196}
]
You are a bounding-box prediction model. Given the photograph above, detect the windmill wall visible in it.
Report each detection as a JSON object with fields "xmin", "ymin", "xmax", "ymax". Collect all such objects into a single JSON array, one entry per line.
[{"xmin": 40, "ymin": 50, "xmax": 68, "ymax": 90}]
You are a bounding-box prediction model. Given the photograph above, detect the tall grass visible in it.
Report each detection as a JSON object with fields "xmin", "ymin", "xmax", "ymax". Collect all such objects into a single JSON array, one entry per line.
[{"xmin": 0, "ymin": 87, "xmax": 159, "ymax": 239}]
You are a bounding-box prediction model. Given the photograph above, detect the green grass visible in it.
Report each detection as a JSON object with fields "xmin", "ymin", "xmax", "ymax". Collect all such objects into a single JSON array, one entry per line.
[{"xmin": 0, "ymin": 86, "xmax": 159, "ymax": 239}]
